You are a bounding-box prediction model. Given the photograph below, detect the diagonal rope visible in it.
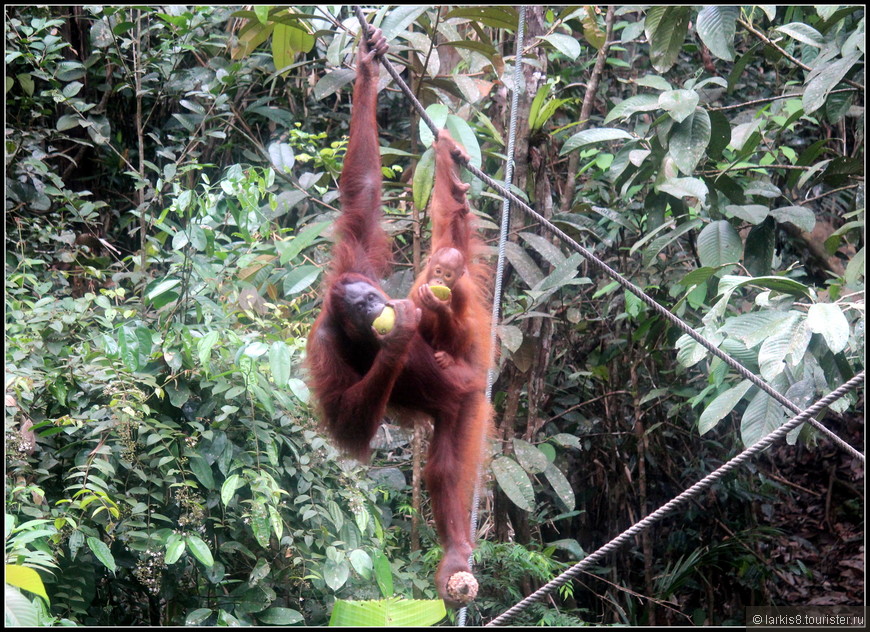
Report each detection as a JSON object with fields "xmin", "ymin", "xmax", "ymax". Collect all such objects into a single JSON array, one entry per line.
[
  {"xmin": 486, "ymin": 371, "xmax": 864, "ymax": 626},
  {"xmin": 351, "ymin": 5, "xmax": 863, "ymax": 464}
]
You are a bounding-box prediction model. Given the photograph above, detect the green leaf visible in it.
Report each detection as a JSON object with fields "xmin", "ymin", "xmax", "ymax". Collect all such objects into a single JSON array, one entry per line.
[
  {"xmin": 774, "ymin": 22, "xmax": 824, "ymax": 48},
  {"xmin": 372, "ymin": 550, "xmax": 393, "ymax": 598},
  {"xmin": 758, "ymin": 315, "xmax": 803, "ymax": 380},
  {"xmin": 803, "ymin": 52, "xmax": 862, "ymax": 114},
  {"xmin": 5, "ymin": 565, "xmax": 49, "ymax": 605},
  {"xmin": 185, "ymin": 609, "xmax": 213, "ymax": 625},
  {"xmin": 604, "ymin": 94, "xmax": 660, "ymax": 124},
  {"xmin": 118, "ymin": 326, "xmax": 138, "ymax": 372},
  {"xmin": 269, "ymin": 341, "xmax": 292, "ymax": 387},
  {"xmin": 539, "ymin": 33, "xmax": 582, "ymax": 60},
  {"xmin": 277, "ymin": 220, "xmax": 329, "ymax": 264},
  {"xmin": 5, "ymin": 585, "xmax": 39, "ymax": 627},
  {"xmin": 146, "ymin": 278, "xmax": 181, "ymax": 302},
  {"xmin": 329, "ymin": 598, "xmax": 446, "ymax": 627},
  {"xmin": 560, "ymin": 128, "xmax": 632, "ymax": 155},
  {"xmin": 198, "ymin": 330, "xmax": 220, "ymax": 367},
  {"xmin": 57, "ymin": 114, "xmax": 80, "ymax": 131},
  {"xmin": 657, "ymin": 177, "xmax": 709, "ymax": 205},
  {"xmin": 189, "ymin": 455, "xmax": 216, "ymax": 490},
  {"xmin": 491, "ymin": 456, "xmax": 535, "ymax": 511},
  {"xmin": 806, "ymin": 303, "xmax": 850, "ymax": 353},
  {"xmin": 744, "ymin": 218, "xmax": 776, "ymax": 277},
  {"xmin": 349, "ymin": 549, "xmax": 373, "ymax": 580},
  {"xmin": 668, "ymin": 108, "xmax": 711, "ymax": 174},
  {"xmin": 380, "ymin": 6, "xmax": 429, "ymax": 41},
  {"xmin": 412, "ymin": 146, "xmax": 436, "ymax": 211},
  {"xmin": 644, "ymin": 6, "xmax": 691, "ymax": 73},
  {"xmin": 512, "ymin": 438, "xmax": 548, "ymax": 474},
  {"xmin": 221, "ymin": 474, "xmax": 247, "ymax": 507},
  {"xmin": 267, "ymin": 141, "xmax": 294, "ymax": 172},
  {"xmin": 444, "ymin": 6, "xmax": 519, "ymax": 31},
  {"xmin": 445, "ymin": 114, "xmax": 482, "ymax": 168},
  {"xmin": 323, "ymin": 559, "xmax": 350, "ymax": 592},
  {"xmin": 724, "ymin": 204, "xmax": 769, "ymax": 224},
  {"xmin": 658, "ymin": 89, "xmax": 699, "ymax": 123},
  {"xmin": 696, "ymin": 6, "xmax": 738, "ymax": 61},
  {"xmin": 165, "ymin": 536, "xmax": 186, "ymax": 565},
  {"xmin": 769, "ymin": 205, "xmax": 816, "ymax": 233},
  {"xmin": 699, "ymin": 380, "xmax": 753, "ymax": 435},
  {"xmin": 544, "ymin": 463, "xmax": 575, "ymax": 511},
  {"xmin": 741, "ymin": 388, "xmax": 786, "ymax": 448},
  {"xmin": 282, "ymin": 265, "xmax": 320, "ymax": 295},
  {"xmin": 313, "ymin": 68, "xmax": 355, "ymax": 101},
  {"xmin": 697, "ymin": 220, "xmax": 742, "ymax": 268},
  {"xmin": 257, "ymin": 607, "xmax": 304, "ymax": 625},
  {"xmin": 419, "ymin": 104, "xmax": 448, "ymax": 147},
  {"xmin": 87, "ymin": 537, "xmax": 117, "ymax": 573},
  {"xmin": 185, "ymin": 534, "xmax": 214, "ymax": 567},
  {"xmin": 250, "ymin": 500, "xmax": 271, "ymax": 548}
]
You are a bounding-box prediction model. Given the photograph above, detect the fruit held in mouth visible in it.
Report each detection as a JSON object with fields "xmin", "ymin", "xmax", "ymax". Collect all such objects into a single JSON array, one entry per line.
[
  {"xmin": 429, "ymin": 284, "xmax": 451, "ymax": 300},
  {"xmin": 372, "ymin": 306, "xmax": 396, "ymax": 334}
]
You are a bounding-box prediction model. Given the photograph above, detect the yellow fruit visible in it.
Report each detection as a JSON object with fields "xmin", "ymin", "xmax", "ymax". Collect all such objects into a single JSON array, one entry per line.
[
  {"xmin": 372, "ymin": 306, "xmax": 395, "ymax": 335},
  {"xmin": 429, "ymin": 284, "xmax": 451, "ymax": 300}
]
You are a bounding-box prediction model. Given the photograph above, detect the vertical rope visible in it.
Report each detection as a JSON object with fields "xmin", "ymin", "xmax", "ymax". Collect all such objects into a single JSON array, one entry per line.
[{"xmin": 458, "ymin": 6, "xmax": 526, "ymax": 627}]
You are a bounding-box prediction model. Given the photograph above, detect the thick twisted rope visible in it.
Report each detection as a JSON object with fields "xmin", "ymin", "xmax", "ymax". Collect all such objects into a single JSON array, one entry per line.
[{"xmin": 486, "ymin": 371, "xmax": 864, "ymax": 626}]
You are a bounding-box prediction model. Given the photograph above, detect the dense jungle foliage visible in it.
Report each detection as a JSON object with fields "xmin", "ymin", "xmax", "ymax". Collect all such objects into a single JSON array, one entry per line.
[{"xmin": 5, "ymin": 5, "xmax": 864, "ymax": 627}]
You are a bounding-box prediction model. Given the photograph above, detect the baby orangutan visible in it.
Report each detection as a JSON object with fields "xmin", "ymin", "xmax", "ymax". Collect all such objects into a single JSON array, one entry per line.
[{"xmin": 418, "ymin": 246, "xmax": 467, "ymax": 369}]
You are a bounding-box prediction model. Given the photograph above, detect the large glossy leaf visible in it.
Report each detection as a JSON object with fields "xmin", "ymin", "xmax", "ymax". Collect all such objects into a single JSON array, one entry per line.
[
  {"xmin": 313, "ymin": 68, "xmax": 355, "ymax": 101},
  {"xmin": 444, "ymin": 6, "xmax": 519, "ymax": 31},
  {"xmin": 743, "ymin": 217, "xmax": 776, "ymax": 277},
  {"xmin": 412, "ymin": 146, "xmax": 436, "ymax": 211},
  {"xmin": 699, "ymin": 380, "xmax": 752, "ymax": 435},
  {"xmin": 491, "ymin": 456, "xmax": 535, "ymax": 511},
  {"xmin": 269, "ymin": 341, "xmax": 292, "ymax": 387},
  {"xmin": 696, "ymin": 6, "xmax": 738, "ymax": 61},
  {"xmin": 277, "ymin": 220, "xmax": 328, "ymax": 264},
  {"xmin": 257, "ymin": 608, "xmax": 304, "ymax": 625},
  {"xmin": 380, "ymin": 6, "xmax": 429, "ymax": 41},
  {"xmin": 87, "ymin": 536, "xmax": 117, "ymax": 572},
  {"xmin": 758, "ymin": 313, "xmax": 803, "ymax": 380},
  {"xmin": 807, "ymin": 303, "xmax": 850, "ymax": 353},
  {"xmin": 5, "ymin": 565, "xmax": 49, "ymax": 604},
  {"xmin": 329, "ymin": 598, "xmax": 446, "ymax": 627},
  {"xmin": 185, "ymin": 535, "xmax": 214, "ymax": 567},
  {"xmin": 769, "ymin": 205, "xmax": 816, "ymax": 232},
  {"xmin": 544, "ymin": 463, "xmax": 575, "ymax": 511},
  {"xmin": 323, "ymin": 558, "xmax": 350, "ymax": 592},
  {"xmin": 669, "ymin": 108, "xmax": 711, "ymax": 174},
  {"xmin": 644, "ymin": 6, "xmax": 691, "ymax": 72},
  {"xmin": 560, "ymin": 128, "xmax": 632, "ymax": 155},
  {"xmin": 539, "ymin": 33, "xmax": 582, "ymax": 60},
  {"xmin": 604, "ymin": 94, "xmax": 660, "ymax": 124},
  {"xmin": 373, "ymin": 551, "xmax": 393, "ymax": 598},
  {"xmin": 774, "ymin": 22, "xmax": 824, "ymax": 48},
  {"xmin": 697, "ymin": 220, "xmax": 742, "ymax": 268},
  {"xmin": 803, "ymin": 52, "xmax": 862, "ymax": 114},
  {"xmin": 513, "ymin": 438, "xmax": 548, "ymax": 474},
  {"xmin": 657, "ymin": 177, "xmax": 709, "ymax": 206},
  {"xmin": 659, "ymin": 89, "xmax": 699, "ymax": 123},
  {"xmin": 741, "ymin": 389, "xmax": 786, "ymax": 447}
]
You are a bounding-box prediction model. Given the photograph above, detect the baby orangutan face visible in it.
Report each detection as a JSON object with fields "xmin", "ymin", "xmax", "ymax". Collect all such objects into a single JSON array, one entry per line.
[{"xmin": 428, "ymin": 247, "xmax": 465, "ymax": 289}]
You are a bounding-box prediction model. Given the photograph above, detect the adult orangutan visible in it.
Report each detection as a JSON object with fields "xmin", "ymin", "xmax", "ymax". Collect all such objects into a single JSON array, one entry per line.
[{"xmin": 305, "ymin": 28, "xmax": 492, "ymax": 606}]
